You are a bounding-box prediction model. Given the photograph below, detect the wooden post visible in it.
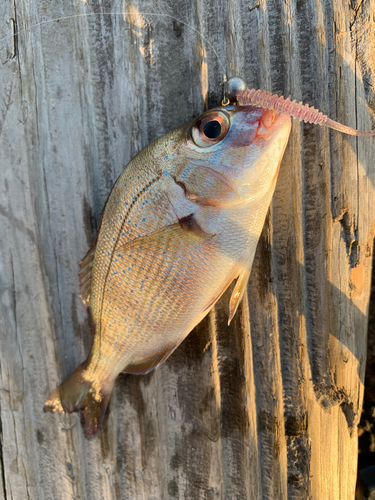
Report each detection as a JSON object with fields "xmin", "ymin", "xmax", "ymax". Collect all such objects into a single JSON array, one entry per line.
[{"xmin": 0, "ymin": 1, "xmax": 374, "ymax": 498}]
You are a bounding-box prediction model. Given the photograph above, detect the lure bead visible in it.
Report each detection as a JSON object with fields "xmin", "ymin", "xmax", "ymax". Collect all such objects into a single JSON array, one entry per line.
[{"xmin": 225, "ymin": 76, "xmax": 248, "ymax": 103}]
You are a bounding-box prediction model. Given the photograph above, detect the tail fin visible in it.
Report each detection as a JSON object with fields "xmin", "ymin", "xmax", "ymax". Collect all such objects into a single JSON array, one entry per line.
[{"xmin": 43, "ymin": 361, "xmax": 114, "ymax": 439}]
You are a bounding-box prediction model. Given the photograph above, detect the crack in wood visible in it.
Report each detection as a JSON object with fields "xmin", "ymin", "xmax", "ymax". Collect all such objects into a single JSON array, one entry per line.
[{"xmin": 0, "ymin": 408, "xmax": 8, "ymax": 500}]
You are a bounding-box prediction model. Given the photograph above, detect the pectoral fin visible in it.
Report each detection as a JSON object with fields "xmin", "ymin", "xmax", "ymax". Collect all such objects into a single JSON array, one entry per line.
[
  {"xmin": 105, "ymin": 214, "xmax": 215, "ymax": 308},
  {"xmin": 115, "ymin": 213, "xmax": 213, "ymax": 256},
  {"xmin": 228, "ymin": 267, "xmax": 251, "ymax": 325}
]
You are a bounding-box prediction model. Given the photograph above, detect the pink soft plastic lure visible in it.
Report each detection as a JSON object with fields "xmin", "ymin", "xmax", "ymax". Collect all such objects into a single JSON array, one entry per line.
[{"xmin": 237, "ymin": 88, "xmax": 375, "ymax": 137}]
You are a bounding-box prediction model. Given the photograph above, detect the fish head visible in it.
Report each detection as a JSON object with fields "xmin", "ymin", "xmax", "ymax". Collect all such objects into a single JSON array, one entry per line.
[{"xmin": 169, "ymin": 105, "xmax": 291, "ymax": 206}]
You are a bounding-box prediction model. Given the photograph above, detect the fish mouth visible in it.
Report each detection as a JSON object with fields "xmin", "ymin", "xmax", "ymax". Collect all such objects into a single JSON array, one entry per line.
[{"xmin": 255, "ymin": 110, "xmax": 291, "ymax": 139}]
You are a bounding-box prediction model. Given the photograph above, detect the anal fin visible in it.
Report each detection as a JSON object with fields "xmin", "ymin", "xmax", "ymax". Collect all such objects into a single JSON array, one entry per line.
[
  {"xmin": 228, "ymin": 267, "xmax": 251, "ymax": 325},
  {"xmin": 124, "ymin": 342, "xmax": 181, "ymax": 375}
]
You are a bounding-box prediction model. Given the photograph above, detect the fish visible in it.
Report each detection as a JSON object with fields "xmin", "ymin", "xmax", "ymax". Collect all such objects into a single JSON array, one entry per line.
[{"xmin": 43, "ymin": 103, "xmax": 291, "ymax": 438}]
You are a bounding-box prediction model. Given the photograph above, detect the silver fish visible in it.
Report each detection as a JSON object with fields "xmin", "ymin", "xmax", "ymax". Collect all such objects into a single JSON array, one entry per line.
[{"xmin": 44, "ymin": 104, "xmax": 291, "ymax": 438}]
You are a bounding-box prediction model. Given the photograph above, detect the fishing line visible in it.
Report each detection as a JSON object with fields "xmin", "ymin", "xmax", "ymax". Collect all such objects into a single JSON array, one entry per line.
[
  {"xmin": 0, "ymin": 11, "xmax": 227, "ymax": 76},
  {"xmin": 1, "ymin": 10, "xmax": 373, "ymax": 135}
]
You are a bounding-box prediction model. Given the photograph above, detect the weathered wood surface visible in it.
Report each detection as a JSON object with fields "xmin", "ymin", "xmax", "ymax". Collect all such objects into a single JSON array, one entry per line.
[{"xmin": 0, "ymin": 0, "xmax": 375, "ymax": 499}]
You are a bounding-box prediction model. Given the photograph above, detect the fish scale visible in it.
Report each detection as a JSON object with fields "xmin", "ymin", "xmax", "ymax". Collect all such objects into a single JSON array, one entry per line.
[
  {"xmin": 44, "ymin": 104, "xmax": 292, "ymax": 437},
  {"xmin": 91, "ymin": 154, "xmax": 178, "ymax": 314}
]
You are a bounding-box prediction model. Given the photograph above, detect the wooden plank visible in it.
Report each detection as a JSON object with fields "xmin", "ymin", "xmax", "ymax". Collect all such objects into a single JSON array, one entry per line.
[{"xmin": 0, "ymin": 0, "xmax": 374, "ymax": 498}]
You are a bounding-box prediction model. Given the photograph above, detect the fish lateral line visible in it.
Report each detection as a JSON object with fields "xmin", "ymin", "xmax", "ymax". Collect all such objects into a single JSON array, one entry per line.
[
  {"xmin": 93, "ymin": 171, "xmax": 162, "ymax": 354},
  {"xmin": 0, "ymin": 10, "xmax": 227, "ymax": 75}
]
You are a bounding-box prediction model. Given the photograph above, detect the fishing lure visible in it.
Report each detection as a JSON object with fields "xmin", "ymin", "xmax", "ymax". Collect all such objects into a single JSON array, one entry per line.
[{"xmin": 224, "ymin": 76, "xmax": 375, "ymax": 136}]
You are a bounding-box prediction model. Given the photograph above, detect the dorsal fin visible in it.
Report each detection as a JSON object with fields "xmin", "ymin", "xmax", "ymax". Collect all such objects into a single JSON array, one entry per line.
[
  {"xmin": 78, "ymin": 245, "xmax": 96, "ymax": 309},
  {"xmin": 78, "ymin": 212, "xmax": 104, "ymax": 309}
]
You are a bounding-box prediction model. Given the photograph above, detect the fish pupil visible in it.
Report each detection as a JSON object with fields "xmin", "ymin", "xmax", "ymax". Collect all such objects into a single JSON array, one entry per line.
[{"xmin": 203, "ymin": 120, "xmax": 222, "ymax": 139}]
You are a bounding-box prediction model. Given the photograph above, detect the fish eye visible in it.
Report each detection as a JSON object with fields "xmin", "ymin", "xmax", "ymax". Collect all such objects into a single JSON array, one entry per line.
[
  {"xmin": 203, "ymin": 120, "xmax": 221, "ymax": 139},
  {"xmin": 191, "ymin": 111, "xmax": 230, "ymax": 147}
]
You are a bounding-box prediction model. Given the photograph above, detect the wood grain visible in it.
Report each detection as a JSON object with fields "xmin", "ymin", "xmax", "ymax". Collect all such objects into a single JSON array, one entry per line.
[{"xmin": 0, "ymin": 0, "xmax": 374, "ymax": 498}]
